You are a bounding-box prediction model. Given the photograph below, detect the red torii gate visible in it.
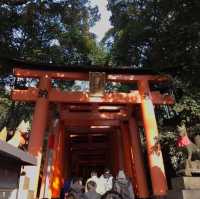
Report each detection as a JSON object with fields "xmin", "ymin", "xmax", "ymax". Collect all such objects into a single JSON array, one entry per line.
[{"xmin": 11, "ymin": 63, "xmax": 174, "ymax": 199}]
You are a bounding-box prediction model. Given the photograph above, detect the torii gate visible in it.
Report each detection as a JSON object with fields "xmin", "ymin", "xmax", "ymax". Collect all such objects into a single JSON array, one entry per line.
[{"xmin": 11, "ymin": 61, "xmax": 174, "ymax": 199}]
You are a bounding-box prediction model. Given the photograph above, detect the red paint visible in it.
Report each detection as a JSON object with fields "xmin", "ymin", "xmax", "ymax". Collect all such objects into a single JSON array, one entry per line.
[{"xmin": 177, "ymin": 135, "xmax": 191, "ymax": 147}]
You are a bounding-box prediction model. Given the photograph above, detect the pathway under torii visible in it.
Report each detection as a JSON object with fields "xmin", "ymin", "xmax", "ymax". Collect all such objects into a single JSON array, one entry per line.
[{"xmin": 10, "ymin": 60, "xmax": 174, "ymax": 199}]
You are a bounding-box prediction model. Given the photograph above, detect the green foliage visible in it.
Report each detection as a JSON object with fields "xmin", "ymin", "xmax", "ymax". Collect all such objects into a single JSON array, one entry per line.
[
  {"xmin": 106, "ymin": 0, "xmax": 200, "ymax": 176},
  {"xmin": 0, "ymin": 0, "xmax": 100, "ymax": 64},
  {"xmin": 0, "ymin": 0, "xmax": 105, "ymax": 130},
  {"xmin": 88, "ymin": 42, "xmax": 110, "ymax": 65},
  {"xmin": 0, "ymin": 82, "xmax": 34, "ymax": 130},
  {"xmin": 0, "ymin": 91, "xmax": 11, "ymax": 127},
  {"xmin": 106, "ymin": 0, "xmax": 200, "ymax": 68},
  {"xmin": 106, "ymin": 0, "xmax": 200, "ymax": 122}
]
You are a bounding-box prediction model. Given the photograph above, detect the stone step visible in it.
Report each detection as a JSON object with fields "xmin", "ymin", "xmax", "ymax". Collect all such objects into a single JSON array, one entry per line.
[
  {"xmin": 171, "ymin": 177, "xmax": 200, "ymax": 189},
  {"xmin": 167, "ymin": 189, "xmax": 200, "ymax": 199}
]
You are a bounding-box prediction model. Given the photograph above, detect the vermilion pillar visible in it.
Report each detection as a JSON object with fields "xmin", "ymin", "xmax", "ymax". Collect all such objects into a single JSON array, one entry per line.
[
  {"xmin": 49, "ymin": 122, "xmax": 60, "ymax": 198},
  {"xmin": 120, "ymin": 122, "xmax": 134, "ymax": 180},
  {"xmin": 64, "ymin": 132, "xmax": 70, "ymax": 180},
  {"xmin": 138, "ymin": 80, "xmax": 168, "ymax": 196},
  {"xmin": 39, "ymin": 133, "xmax": 55, "ymax": 199},
  {"xmin": 111, "ymin": 131, "xmax": 120, "ymax": 176},
  {"xmin": 129, "ymin": 117, "xmax": 149, "ymax": 198},
  {"xmin": 28, "ymin": 76, "xmax": 50, "ymax": 154},
  {"xmin": 116, "ymin": 129, "xmax": 124, "ymax": 170},
  {"xmin": 26, "ymin": 76, "xmax": 50, "ymax": 197},
  {"xmin": 51, "ymin": 121, "xmax": 65, "ymax": 198}
]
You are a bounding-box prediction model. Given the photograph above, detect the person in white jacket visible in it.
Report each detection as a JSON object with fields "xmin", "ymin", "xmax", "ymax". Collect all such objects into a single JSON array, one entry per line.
[
  {"xmin": 98, "ymin": 169, "xmax": 113, "ymax": 195},
  {"xmin": 85, "ymin": 171, "xmax": 101, "ymax": 194}
]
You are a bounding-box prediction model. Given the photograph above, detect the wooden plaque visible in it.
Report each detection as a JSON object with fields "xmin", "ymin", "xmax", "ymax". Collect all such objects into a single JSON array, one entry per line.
[{"xmin": 89, "ymin": 72, "xmax": 106, "ymax": 97}]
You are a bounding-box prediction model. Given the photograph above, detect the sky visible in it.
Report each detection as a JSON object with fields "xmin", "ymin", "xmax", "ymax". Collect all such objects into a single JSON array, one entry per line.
[{"xmin": 90, "ymin": 0, "xmax": 112, "ymax": 42}]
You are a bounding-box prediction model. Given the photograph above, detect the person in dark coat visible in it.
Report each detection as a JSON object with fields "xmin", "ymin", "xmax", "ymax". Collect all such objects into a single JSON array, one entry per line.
[
  {"xmin": 65, "ymin": 193, "xmax": 76, "ymax": 199},
  {"xmin": 60, "ymin": 178, "xmax": 73, "ymax": 199},
  {"xmin": 84, "ymin": 181, "xmax": 101, "ymax": 199},
  {"xmin": 113, "ymin": 170, "xmax": 135, "ymax": 199},
  {"xmin": 68, "ymin": 177, "xmax": 85, "ymax": 199}
]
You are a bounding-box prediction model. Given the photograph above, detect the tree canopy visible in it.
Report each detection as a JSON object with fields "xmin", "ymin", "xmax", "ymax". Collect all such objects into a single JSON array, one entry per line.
[
  {"xmin": 106, "ymin": 0, "xmax": 200, "ymax": 124},
  {"xmin": 0, "ymin": 0, "xmax": 102, "ymax": 64},
  {"xmin": 106, "ymin": 0, "xmax": 200, "ymax": 68},
  {"xmin": 0, "ymin": 0, "xmax": 106, "ymax": 130},
  {"xmin": 104, "ymin": 0, "xmax": 200, "ymax": 175}
]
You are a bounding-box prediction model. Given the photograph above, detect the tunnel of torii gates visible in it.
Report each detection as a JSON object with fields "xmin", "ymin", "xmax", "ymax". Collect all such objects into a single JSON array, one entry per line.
[{"xmin": 10, "ymin": 62, "xmax": 174, "ymax": 199}]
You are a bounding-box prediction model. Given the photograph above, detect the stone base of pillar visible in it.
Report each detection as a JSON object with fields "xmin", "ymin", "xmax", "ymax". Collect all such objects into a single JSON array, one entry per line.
[
  {"xmin": 18, "ymin": 161, "xmax": 42, "ymax": 199},
  {"xmin": 171, "ymin": 176, "xmax": 200, "ymax": 189},
  {"xmin": 17, "ymin": 190, "xmax": 34, "ymax": 199},
  {"xmin": 18, "ymin": 174, "xmax": 34, "ymax": 199},
  {"xmin": 167, "ymin": 177, "xmax": 200, "ymax": 199},
  {"xmin": 167, "ymin": 190, "xmax": 200, "ymax": 199},
  {"xmin": 0, "ymin": 189, "xmax": 18, "ymax": 199}
]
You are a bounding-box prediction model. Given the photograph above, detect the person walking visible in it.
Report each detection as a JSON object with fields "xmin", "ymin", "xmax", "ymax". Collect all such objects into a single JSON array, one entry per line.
[
  {"xmin": 113, "ymin": 170, "xmax": 135, "ymax": 199},
  {"xmin": 68, "ymin": 177, "xmax": 85, "ymax": 199},
  {"xmin": 60, "ymin": 178, "xmax": 73, "ymax": 199},
  {"xmin": 85, "ymin": 171, "xmax": 100, "ymax": 194},
  {"xmin": 65, "ymin": 193, "xmax": 76, "ymax": 199},
  {"xmin": 98, "ymin": 169, "xmax": 113, "ymax": 195},
  {"xmin": 84, "ymin": 181, "xmax": 101, "ymax": 199}
]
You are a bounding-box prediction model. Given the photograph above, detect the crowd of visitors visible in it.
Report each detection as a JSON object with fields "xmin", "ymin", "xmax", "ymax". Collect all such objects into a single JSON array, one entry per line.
[{"xmin": 60, "ymin": 169, "xmax": 135, "ymax": 199}]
